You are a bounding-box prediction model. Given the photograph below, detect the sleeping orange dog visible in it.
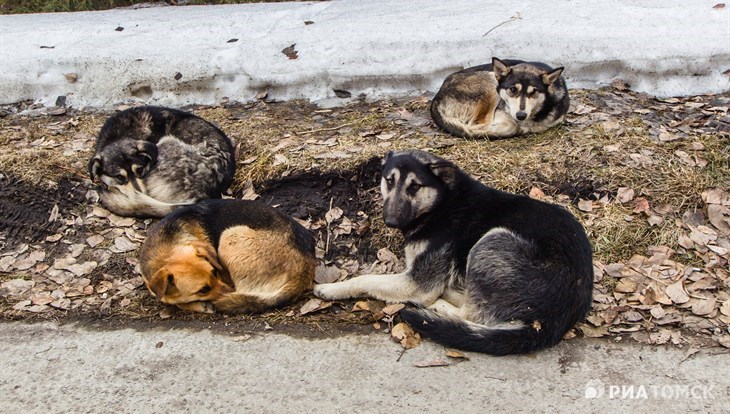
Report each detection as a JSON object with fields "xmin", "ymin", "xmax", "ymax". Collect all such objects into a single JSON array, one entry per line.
[{"xmin": 140, "ymin": 199, "xmax": 316, "ymax": 314}]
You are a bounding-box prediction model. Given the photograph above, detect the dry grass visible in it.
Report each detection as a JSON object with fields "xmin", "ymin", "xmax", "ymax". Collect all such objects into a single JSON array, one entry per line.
[{"xmin": 1, "ymin": 89, "xmax": 727, "ymax": 268}]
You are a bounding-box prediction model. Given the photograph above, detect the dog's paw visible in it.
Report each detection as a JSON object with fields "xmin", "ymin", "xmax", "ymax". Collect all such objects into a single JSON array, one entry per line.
[
  {"xmin": 313, "ymin": 283, "xmax": 351, "ymax": 301},
  {"xmin": 177, "ymin": 301, "xmax": 216, "ymax": 314},
  {"xmin": 199, "ymin": 301, "xmax": 216, "ymax": 314}
]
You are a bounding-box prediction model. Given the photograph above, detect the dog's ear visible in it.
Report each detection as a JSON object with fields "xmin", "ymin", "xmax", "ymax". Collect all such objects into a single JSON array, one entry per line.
[
  {"xmin": 381, "ymin": 151, "xmax": 394, "ymax": 167},
  {"xmin": 135, "ymin": 140, "xmax": 158, "ymax": 165},
  {"xmin": 541, "ymin": 67, "xmax": 564, "ymax": 86},
  {"xmin": 192, "ymin": 241, "xmax": 234, "ymax": 287},
  {"xmin": 492, "ymin": 58, "xmax": 511, "ymax": 81},
  {"xmin": 429, "ymin": 161, "xmax": 458, "ymax": 188},
  {"xmin": 148, "ymin": 270, "xmax": 176, "ymax": 299},
  {"xmin": 89, "ymin": 155, "xmax": 103, "ymax": 182}
]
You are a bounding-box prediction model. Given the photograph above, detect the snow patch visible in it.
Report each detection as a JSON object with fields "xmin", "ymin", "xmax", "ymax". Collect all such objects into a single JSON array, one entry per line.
[{"xmin": 0, "ymin": 0, "xmax": 728, "ymax": 109}]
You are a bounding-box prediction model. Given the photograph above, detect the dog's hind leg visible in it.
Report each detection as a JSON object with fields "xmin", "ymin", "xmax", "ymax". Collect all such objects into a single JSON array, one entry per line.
[
  {"xmin": 464, "ymin": 227, "xmax": 541, "ymax": 325},
  {"xmin": 427, "ymin": 298, "xmax": 464, "ymax": 318},
  {"xmin": 314, "ymin": 273, "xmax": 440, "ymax": 306}
]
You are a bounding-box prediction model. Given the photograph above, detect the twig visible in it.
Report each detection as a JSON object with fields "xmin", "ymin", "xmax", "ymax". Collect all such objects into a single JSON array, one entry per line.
[
  {"xmin": 396, "ymin": 347, "xmax": 407, "ymax": 362},
  {"xmin": 295, "ymin": 122, "xmax": 354, "ymax": 136},
  {"xmin": 324, "ymin": 197, "xmax": 334, "ymax": 257},
  {"xmin": 483, "ymin": 13, "xmax": 522, "ymax": 37},
  {"xmin": 35, "ymin": 346, "xmax": 52, "ymax": 354}
]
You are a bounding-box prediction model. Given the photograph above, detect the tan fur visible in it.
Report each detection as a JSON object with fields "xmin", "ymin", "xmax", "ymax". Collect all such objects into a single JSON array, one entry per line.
[
  {"xmin": 212, "ymin": 226, "xmax": 315, "ymax": 314},
  {"xmin": 432, "ymin": 71, "xmax": 500, "ymax": 139},
  {"xmin": 140, "ymin": 213, "xmax": 314, "ymax": 314},
  {"xmin": 432, "ymin": 59, "xmax": 568, "ymax": 139}
]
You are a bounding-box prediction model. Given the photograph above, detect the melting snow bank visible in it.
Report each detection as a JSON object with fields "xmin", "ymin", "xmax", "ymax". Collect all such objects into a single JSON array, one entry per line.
[{"xmin": 0, "ymin": 0, "xmax": 728, "ymax": 109}]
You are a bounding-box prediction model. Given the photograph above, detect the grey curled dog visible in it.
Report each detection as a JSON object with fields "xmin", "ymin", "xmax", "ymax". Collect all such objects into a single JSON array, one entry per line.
[{"xmin": 88, "ymin": 106, "xmax": 236, "ymax": 217}]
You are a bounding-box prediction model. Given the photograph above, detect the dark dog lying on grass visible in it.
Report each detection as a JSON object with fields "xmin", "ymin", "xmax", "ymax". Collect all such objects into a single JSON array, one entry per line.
[{"xmin": 315, "ymin": 150, "xmax": 593, "ymax": 355}]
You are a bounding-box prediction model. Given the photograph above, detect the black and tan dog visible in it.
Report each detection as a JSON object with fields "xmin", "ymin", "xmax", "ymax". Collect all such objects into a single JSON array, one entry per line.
[
  {"xmin": 431, "ymin": 57, "xmax": 569, "ymax": 139},
  {"xmin": 315, "ymin": 150, "xmax": 593, "ymax": 355},
  {"xmin": 89, "ymin": 106, "xmax": 236, "ymax": 218},
  {"xmin": 140, "ymin": 199, "xmax": 316, "ymax": 314}
]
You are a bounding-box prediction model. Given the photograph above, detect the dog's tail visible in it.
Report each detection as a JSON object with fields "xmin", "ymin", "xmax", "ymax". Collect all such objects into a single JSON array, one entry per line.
[
  {"xmin": 430, "ymin": 98, "xmax": 496, "ymax": 139},
  {"xmin": 400, "ymin": 308, "xmax": 550, "ymax": 356},
  {"xmin": 100, "ymin": 187, "xmax": 195, "ymax": 218}
]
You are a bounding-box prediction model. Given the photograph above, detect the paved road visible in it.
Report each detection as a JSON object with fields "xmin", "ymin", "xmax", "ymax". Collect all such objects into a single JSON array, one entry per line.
[{"xmin": 0, "ymin": 322, "xmax": 728, "ymax": 413}]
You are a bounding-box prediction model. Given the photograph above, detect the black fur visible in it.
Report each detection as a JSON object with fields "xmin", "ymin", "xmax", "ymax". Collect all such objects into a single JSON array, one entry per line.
[
  {"xmin": 155, "ymin": 199, "xmax": 315, "ymax": 259},
  {"xmin": 386, "ymin": 150, "xmax": 593, "ymax": 355}
]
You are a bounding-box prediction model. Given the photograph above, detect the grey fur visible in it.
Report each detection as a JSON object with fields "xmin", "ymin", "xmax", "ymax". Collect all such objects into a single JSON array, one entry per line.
[{"xmin": 89, "ymin": 106, "xmax": 236, "ymax": 218}]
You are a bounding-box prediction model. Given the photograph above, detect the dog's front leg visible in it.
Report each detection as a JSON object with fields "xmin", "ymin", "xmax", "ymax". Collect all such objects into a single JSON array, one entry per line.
[
  {"xmin": 314, "ymin": 273, "xmax": 439, "ymax": 306},
  {"xmin": 488, "ymin": 111, "xmax": 519, "ymax": 137}
]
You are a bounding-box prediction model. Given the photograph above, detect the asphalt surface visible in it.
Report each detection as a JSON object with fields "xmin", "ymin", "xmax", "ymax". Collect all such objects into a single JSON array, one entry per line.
[{"xmin": 0, "ymin": 322, "xmax": 728, "ymax": 413}]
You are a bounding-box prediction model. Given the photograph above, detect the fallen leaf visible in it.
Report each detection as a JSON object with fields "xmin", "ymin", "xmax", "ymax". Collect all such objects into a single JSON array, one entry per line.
[
  {"xmin": 720, "ymin": 336, "xmax": 730, "ymax": 349},
  {"xmin": 578, "ymin": 324, "xmax": 608, "ymax": 338},
  {"xmin": 650, "ymin": 305, "xmax": 666, "ymax": 319},
  {"xmin": 272, "ymin": 153, "xmax": 289, "ymax": 166},
  {"xmin": 282, "ymin": 44, "xmax": 298, "ymax": 59},
  {"xmin": 314, "ymin": 265, "xmax": 342, "ymax": 284},
  {"xmin": 707, "ymin": 205, "xmax": 730, "ymax": 235},
  {"xmin": 720, "ymin": 300, "xmax": 730, "ymax": 317},
  {"xmin": 529, "ymin": 187, "xmax": 545, "ymax": 199},
  {"xmin": 325, "ymin": 207, "xmax": 344, "ymax": 224},
  {"xmin": 352, "ymin": 301, "xmax": 371, "ymax": 312},
  {"xmin": 713, "ymin": 3, "xmax": 726, "ymax": 9},
  {"xmin": 577, "ymin": 199, "xmax": 593, "ymax": 212},
  {"xmin": 299, "ymin": 298, "xmax": 332, "ymax": 315},
  {"xmin": 665, "ymin": 281, "xmax": 690, "ymax": 304},
  {"xmin": 445, "ymin": 349, "xmax": 468, "ymax": 359},
  {"xmin": 382, "ymin": 303, "xmax": 405, "ymax": 315},
  {"xmin": 690, "ymin": 296, "xmax": 716, "ymax": 316},
  {"xmin": 376, "ymin": 248, "xmax": 399, "ymax": 264},
  {"xmin": 616, "ymin": 187, "xmax": 634, "ymax": 203},
  {"xmin": 647, "ymin": 215, "xmax": 664, "ymax": 226},
  {"xmin": 111, "ymin": 236, "xmax": 139, "ymax": 253},
  {"xmin": 240, "ymin": 179, "xmax": 259, "ymax": 200},
  {"xmin": 159, "ymin": 307, "xmax": 175, "ymax": 319},
  {"xmin": 391, "ymin": 322, "xmax": 421, "ymax": 349},
  {"xmin": 86, "ymin": 234, "xmax": 105, "ymax": 248},
  {"xmin": 701, "ymin": 188, "xmax": 726, "ymax": 205},
  {"xmin": 633, "ymin": 197, "xmax": 651, "ymax": 215}
]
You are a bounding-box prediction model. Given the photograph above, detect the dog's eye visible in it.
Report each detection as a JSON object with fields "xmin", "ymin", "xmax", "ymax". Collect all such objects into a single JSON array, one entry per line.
[
  {"xmin": 115, "ymin": 174, "xmax": 125, "ymax": 183},
  {"xmin": 408, "ymin": 183, "xmax": 421, "ymax": 193},
  {"xmin": 509, "ymin": 86, "xmax": 519, "ymax": 94},
  {"xmin": 197, "ymin": 285, "xmax": 212, "ymax": 295},
  {"xmin": 385, "ymin": 177, "xmax": 394, "ymax": 188}
]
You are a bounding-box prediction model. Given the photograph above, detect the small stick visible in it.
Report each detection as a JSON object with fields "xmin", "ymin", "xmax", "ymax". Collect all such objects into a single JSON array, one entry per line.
[
  {"xmin": 483, "ymin": 13, "xmax": 522, "ymax": 37},
  {"xmin": 324, "ymin": 197, "xmax": 334, "ymax": 256},
  {"xmin": 295, "ymin": 122, "xmax": 354, "ymax": 136}
]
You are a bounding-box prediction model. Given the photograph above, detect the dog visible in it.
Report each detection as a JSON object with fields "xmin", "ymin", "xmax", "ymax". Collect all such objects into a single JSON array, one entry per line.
[
  {"xmin": 89, "ymin": 106, "xmax": 236, "ymax": 218},
  {"xmin": 430, "ymin": 57, "xmax": 569, "ymax": 139},
  {"xmin": 314, "ymin": 150, "xmax": 593, "ymax": 355},
  {"xmin": 139, "ymin": 199, "xmax": 316, "ymax": 314}
]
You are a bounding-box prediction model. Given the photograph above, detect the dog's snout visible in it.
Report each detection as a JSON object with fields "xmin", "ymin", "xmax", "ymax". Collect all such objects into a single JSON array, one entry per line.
[
  {"xmin": 516, "ymin": 111, "xmax": 528, "ymax": 121},
  {"xmin": 384, "ymin": 216, "xmax": 400, "ymax": 228}
]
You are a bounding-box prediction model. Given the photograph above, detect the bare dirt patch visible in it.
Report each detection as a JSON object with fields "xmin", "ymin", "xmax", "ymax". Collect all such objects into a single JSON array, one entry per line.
[{"xmin": 0, "ymin": 88, "xmax": 728, "ymax": 349}]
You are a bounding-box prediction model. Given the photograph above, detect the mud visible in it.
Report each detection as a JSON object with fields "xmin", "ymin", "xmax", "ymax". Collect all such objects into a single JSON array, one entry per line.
[{"xmin": 0, "ymin": 174, "xmax": 87, "ymax": 247}]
